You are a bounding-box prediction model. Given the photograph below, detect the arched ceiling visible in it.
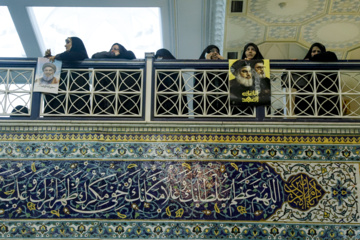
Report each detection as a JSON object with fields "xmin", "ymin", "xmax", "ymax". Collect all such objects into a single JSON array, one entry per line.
[{"xmin": 223, "ymin": 0, "xmax": 360, "ymax": 59}]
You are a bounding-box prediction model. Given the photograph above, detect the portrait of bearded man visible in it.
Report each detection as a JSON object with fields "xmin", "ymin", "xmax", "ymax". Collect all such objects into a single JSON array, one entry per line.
[
  {"xmin": 229, "ymin": 60, "xmax": 271, "ymax": 106},
  {"xmin": 35, "ymin": 62, "xmax": 59, "ymax": 85}
]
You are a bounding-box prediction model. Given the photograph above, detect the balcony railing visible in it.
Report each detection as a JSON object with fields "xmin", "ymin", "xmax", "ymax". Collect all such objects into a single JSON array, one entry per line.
[{"xmin": 1, "ymin": 55, "xmax": 360, "ymax": 121}]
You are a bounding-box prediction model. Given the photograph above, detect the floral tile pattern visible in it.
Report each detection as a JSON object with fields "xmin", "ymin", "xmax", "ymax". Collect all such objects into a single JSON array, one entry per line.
[{"xmin": 0, "ymin": 141, "xmax": 358, "ymax": 161}]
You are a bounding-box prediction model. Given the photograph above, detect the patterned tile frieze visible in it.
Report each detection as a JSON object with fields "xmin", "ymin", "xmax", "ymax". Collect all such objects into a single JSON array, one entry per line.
[
  {"xmin": 0, "ymin": 220, "xmax": 359, "ymax": 239},
  {"xmin": 0, "ymin": 142, "xmax": 359, "ymax": 161},
  {"xmin": 2, "ymin": 124, "xmax": 360, "ymax": 135},
  {"xmin": 1, "ymin": 132, "xmax": 360, "ymax": 144},
  {"xmin": 0, "ymin": 160, "xmax": 358, "ymax": 223}
]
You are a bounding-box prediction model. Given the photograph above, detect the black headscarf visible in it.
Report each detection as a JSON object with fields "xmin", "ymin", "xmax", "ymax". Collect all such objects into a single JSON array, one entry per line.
[
  {"xmin": 111, "ymin": 43, "xmax": 136, "ymax": 59},
  {"xmin": 199, "ymin": 45, "xmax": 220, "ymax": 59},
  {"xmin": 155, "ymin": 48, "xmax": 176, "ymax": 59},
  {"xmin": 55, "ymin": 36, "xmax": 88, "ymax": 61},
  {"xmin": 69, "ymin": 37, "xmax": 88, "ymax": 58},
  {"xmin": 110, "ymin": 43, "xmax": 125, "ymax": 53},
  {"xmin": 303, "ymin": 42, "xmax": 327, "ymax": 60},
  {"xmin": 241, "ymin": 43, "xmax": 264, "ymax": 60},
  {"xmin": 92, "ymin": 43, "xmax": 136, "ymax": 59}
]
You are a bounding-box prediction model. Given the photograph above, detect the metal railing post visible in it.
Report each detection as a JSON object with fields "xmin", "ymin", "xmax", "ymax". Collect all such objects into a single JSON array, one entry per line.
[
  {"xmin": 144, "ymin": 52, "xmax": 154, "ymax": 122},
  {"xmin": 30, "ymin": 92, "xmax": 41, "ymax": 119}
]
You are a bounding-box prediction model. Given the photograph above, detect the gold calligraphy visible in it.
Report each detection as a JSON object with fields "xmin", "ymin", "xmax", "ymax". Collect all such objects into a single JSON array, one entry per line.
[
  {"xmin": 284, "ymin": 173, "xmax": 325, "ymax": 211},
  {"xmin": 242, "ymin": 90, "xmax": 259, "ymax": 103}
]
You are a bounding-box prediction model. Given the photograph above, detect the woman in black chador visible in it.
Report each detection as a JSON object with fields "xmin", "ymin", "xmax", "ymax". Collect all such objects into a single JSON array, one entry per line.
[
  {"xmin": 92, "ymin": 43, "xmax": 136, "ymax": 60},
  {"xmin": 155, "ymin": 49, "xmax": 188, "ymax": 115},
  {"xmin": 44, "ymin": 37, "xmax": 90, "ymax": 115},
  {"xmin": 155, "ymin": 48, "xmax": 176, "ymax": 60},
  {"xmin": 194, "ymin": 45, "xmax": 227, "ymax": 115},
  {"xmin": 46, "ymin": 37, "xmax": 88, "ymax": 61},
  {"xmin": 92, "ymin": 43, "xmax": 137, "ymax": 114},
  {"xmin": 294, "ymin": 42, "xmax": 339, "ymax": 116},
  {"xmin": 199, "ymin": 45, "xmax": 224, "ymax": 60},
  {"xmin": 241, "ymin": 43, "xmax": 264, "ymax": 60}
]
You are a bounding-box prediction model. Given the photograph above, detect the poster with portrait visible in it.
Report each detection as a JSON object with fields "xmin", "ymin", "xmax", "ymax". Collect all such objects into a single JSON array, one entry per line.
[
  {"xmin": 229, "ymin": 59, "xmax": 271, "ymax": 106},
  {"xmin": 33, "ymin": 57, "xmax": 62, "ymax": 94}
]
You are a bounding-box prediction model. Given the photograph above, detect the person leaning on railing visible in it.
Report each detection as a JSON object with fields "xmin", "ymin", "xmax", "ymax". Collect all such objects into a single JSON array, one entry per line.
[
  {"xmin": 91, "ymin": 43, "xmax": 136, "ymax": 114},
  {"xmin": 194, "ymin": 45, "xmax": 227, "ymax": 115},
  {"xmin": 44, "ymin": 37, "xmax": 90, "ymax": 115},
  {"xmin": 91, "ymin": 43, "xmax": 136, "ymax": 60},
  {"xmin": 295, "ymin": 43, "xmax": 339, "ymax": 116}
]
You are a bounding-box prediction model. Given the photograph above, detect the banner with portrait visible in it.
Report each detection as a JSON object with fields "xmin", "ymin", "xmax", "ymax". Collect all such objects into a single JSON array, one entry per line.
[
  {"xmin": 33, "ymin": 57, "xmax": 62, "ymax": 94},
  {"xmin": 229, "ymin": 59, "xmax": 271, "ymax": 106}
]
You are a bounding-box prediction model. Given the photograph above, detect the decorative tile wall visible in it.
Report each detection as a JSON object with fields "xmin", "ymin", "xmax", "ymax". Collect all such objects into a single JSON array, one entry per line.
[{"xmin": 0, "ymin": 125, "xmax": 359, "ymax": 239}]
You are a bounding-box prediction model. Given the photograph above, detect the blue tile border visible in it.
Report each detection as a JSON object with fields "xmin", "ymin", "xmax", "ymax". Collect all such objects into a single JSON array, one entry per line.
[{"xmin": 0, "ymin": 221, "xmax": 359, "ymax": 239}]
